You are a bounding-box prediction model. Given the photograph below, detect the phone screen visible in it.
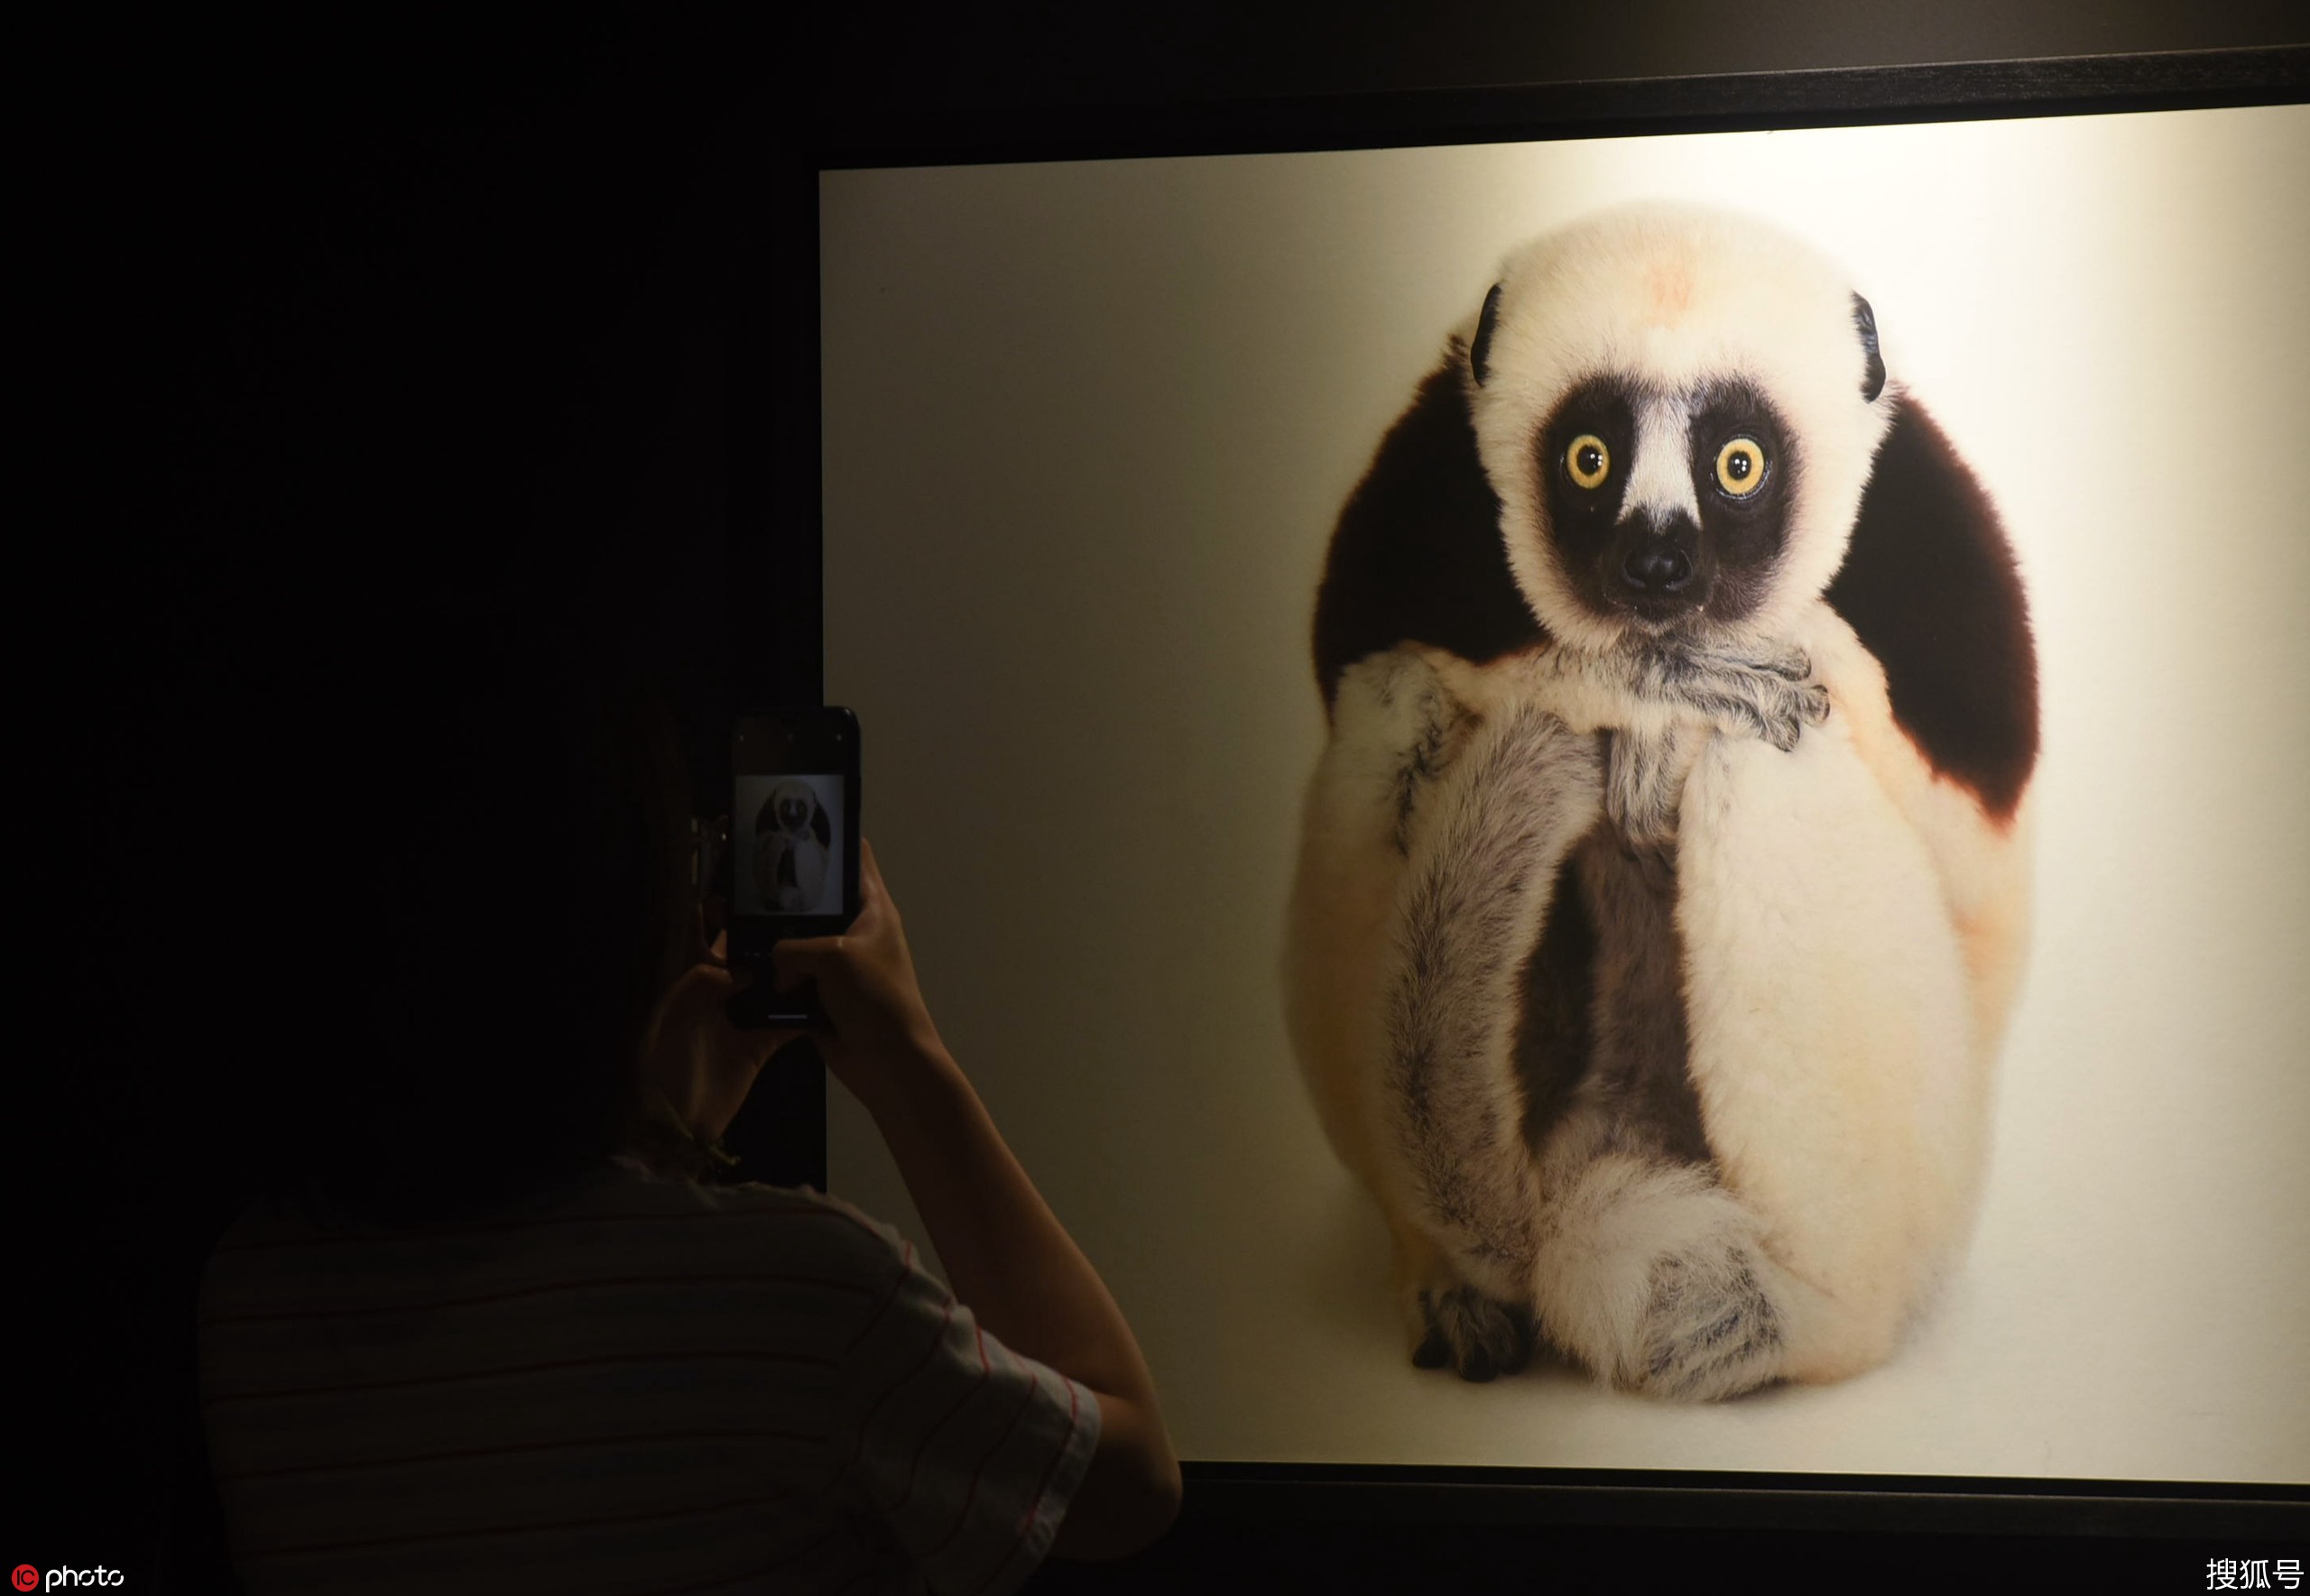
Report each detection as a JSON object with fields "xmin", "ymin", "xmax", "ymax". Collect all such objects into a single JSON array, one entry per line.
[
  {"xmin": 732, "ymin": 773, "xmax": 847, "ymax": 918},
  {"xmin": 727, "ymin": 708, "xmax": 861, "ymax": 973}
]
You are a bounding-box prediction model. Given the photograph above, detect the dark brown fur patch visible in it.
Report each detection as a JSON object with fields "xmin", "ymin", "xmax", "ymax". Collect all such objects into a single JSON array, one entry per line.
[
  {"xmin": 1572, "ymin": 832, "xmax": 1712, "ymax": 1168},
  {"xmin": 1825, "ymin": 399, "xmax": 2040, "ymax": 819},
  {"xmin": 1511, "ymin": 829, "xmax": 1714, "ymax": 1167},
  {"xmin": 1512, "ymin": 848, "xmax": 1596, "ymax": 1155},
  {"xmin": 1315, "ymin": 353, "xmax": 1548, "ymax": 712}
]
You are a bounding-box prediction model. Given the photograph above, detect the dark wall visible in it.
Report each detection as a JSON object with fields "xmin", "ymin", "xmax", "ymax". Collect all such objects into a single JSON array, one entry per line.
[
  {"xmin": 805, "ymin": 0, "xmax": 2305, "ymax": 111},
  {"xmin": 32, "ymin": 5, "xmax": 2302, "ymax": 1588},
  {"xmin": 32, "ymin": 20, "xmax": 735, "ymax": 1581}
]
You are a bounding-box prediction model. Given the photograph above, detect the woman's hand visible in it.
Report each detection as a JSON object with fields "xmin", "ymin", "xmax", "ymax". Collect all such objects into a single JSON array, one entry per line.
[
  {"xmin": 770, "ymin": 840, "xmax": 947, "ymax": 1114},
  {"xmin": 638, "ymin": 927, "xmax": 805, "ymax": 1147}
]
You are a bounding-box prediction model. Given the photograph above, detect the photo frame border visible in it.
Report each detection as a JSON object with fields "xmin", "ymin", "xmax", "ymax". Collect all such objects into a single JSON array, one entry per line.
[{"xmin": 735, "ymin": 42, "xmax": 2310, "ymax": 1536}]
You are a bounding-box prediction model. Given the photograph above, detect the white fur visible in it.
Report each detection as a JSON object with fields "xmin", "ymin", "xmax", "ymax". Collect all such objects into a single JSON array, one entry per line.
[
  {"xmin": 1789, "ymin": 602, "xmax": 2039, "ymax": 1056},
  {"xmin": 1673, "ymin": 627, "xmax": 1984, "ymax": 1379},
  {"xmin": 1622, "ymin": 393, "xmax": 1705, "ymax": 530}
]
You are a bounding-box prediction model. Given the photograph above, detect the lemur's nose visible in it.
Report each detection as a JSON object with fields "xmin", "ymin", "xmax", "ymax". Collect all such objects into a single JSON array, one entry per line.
[{"xmin": 1622, "ymin": 540, "xmax": 1692, "ymax": 594}]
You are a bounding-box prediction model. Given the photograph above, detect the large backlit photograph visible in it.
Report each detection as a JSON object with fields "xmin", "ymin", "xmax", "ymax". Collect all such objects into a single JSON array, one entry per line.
[{"xmin": 816, "ymin": 102, "xmax": 2310, "ymax": 1482}]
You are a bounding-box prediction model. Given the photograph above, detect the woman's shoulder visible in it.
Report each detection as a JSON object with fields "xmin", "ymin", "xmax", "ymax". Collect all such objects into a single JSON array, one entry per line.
[
  {"xmin": 603, "ymin": 1155, "xmax": 881, "ymax": 1223},
  {"xmin": 202, "ymin": 1163, "xmax": 922, "ymax": 1302},
  {"xmin": 595, "ymin": 1158, "xmax": 924, "ymax": 1280}
]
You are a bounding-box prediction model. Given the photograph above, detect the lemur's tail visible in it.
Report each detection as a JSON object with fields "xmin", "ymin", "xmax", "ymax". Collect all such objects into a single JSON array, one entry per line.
[{"xmin": 1529, "ymin": 1110, "xmax": 1792, "ymax": 1400}]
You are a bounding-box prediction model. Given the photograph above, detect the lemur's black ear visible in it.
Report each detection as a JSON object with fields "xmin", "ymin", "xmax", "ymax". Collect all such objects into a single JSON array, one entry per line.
[
  {"xmin": 1826, "ymin": 399, "xmax": 2037, "ymax": 820},
  {"xmin": 1470, "ymin": 283, "xmax": 1503, "ymax": 385},
  {"xmin": 1313, "ymin": 357, "xmax": 1547, "ymax": 714},
  {"xmin": 1853, "ymin": 293, "xmax": 1886, "ymax": 402}
]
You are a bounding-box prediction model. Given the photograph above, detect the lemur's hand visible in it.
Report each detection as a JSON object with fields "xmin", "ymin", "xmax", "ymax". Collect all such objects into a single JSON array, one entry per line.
[{"xmin": 1636, "ymin": 641, "xmax": 1829, "ymax": 753}]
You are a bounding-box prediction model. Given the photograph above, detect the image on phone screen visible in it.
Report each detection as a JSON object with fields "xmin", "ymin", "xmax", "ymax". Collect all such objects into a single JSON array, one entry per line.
[{"xmin": 733, "ymin": 773, "xmax": 847, "ymax": 918}]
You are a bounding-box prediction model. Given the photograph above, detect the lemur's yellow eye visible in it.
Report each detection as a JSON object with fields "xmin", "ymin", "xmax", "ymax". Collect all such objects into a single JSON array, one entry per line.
[
  {"xmin": 1715, "ymin": 438, "xmax": 1767, "ymax": 497},
  {"xmin": 1566, "ymin": 434, "xmax": 1610, "ymax": 490}
]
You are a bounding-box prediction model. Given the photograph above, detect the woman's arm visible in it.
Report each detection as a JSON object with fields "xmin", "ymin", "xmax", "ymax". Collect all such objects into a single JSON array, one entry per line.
[{"xmin": 772, "ymin": 843, "xmax": 1182, "ymax": 1560}]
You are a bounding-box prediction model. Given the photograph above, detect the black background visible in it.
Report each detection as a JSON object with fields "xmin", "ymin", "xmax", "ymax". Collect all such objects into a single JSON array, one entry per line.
[{"xmin": 21, "ymin": 5, "xmax": 2307, "ymax": 1589}]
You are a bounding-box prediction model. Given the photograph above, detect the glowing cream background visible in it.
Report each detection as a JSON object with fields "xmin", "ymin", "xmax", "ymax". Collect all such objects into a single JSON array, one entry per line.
[{"xmin": 818, "ymin": 104, "xmax": 2310, "ymax": 1481}]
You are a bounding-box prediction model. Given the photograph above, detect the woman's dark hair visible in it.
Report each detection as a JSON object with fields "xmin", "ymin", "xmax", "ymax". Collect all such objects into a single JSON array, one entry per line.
[{"xmin": 258, "ymin": 607, "xmax": 701, "ymax": 1230}]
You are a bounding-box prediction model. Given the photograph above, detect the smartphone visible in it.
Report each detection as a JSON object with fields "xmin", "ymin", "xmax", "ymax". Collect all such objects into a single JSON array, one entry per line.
[{"xmin": 724, "ymin": 707, "xmax": 862, "ymax": 1028}]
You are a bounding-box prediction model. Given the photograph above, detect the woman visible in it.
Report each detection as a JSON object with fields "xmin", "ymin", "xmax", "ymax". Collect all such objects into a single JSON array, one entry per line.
[{"xmin": 195, "ymin": 621, "xmax": 1180, "ymax": 1592}]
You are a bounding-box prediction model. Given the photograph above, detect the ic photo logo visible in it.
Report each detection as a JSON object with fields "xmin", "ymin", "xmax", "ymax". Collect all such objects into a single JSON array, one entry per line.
[{"xmin": 12, "ymin": 1570, "xmax": 125, "ymax": 1591}]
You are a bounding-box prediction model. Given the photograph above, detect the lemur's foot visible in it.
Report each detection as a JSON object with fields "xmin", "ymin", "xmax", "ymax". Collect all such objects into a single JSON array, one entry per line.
[{"xmin": 1412, "ymin": 1282, "xmax": 1535, "ymax": 1384}]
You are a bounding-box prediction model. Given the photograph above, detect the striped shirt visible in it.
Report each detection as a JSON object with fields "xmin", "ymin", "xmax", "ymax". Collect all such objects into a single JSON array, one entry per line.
[{"xmin": 198, "ymin": 1158, "xmax": 1100, "ymax": 1595}]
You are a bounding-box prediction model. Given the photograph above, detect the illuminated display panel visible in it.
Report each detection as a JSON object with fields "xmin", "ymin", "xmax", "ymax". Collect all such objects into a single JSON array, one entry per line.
[{"xmin": 796, "ymin": 72, "xmax": 2308, "ymax": 1509}]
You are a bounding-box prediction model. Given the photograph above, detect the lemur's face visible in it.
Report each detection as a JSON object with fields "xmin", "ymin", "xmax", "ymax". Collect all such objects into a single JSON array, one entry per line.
[
  {"xmin": 761, "ymin": 780, "xmax": 818, "ymax": 840},
  {"xmin": 1465, "ymin": 205, "xmax": 1895, "ymax": 655},
  {"xmin": 1536, "ymin": 374, "xmax": 1799, "ymax": 640}
]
